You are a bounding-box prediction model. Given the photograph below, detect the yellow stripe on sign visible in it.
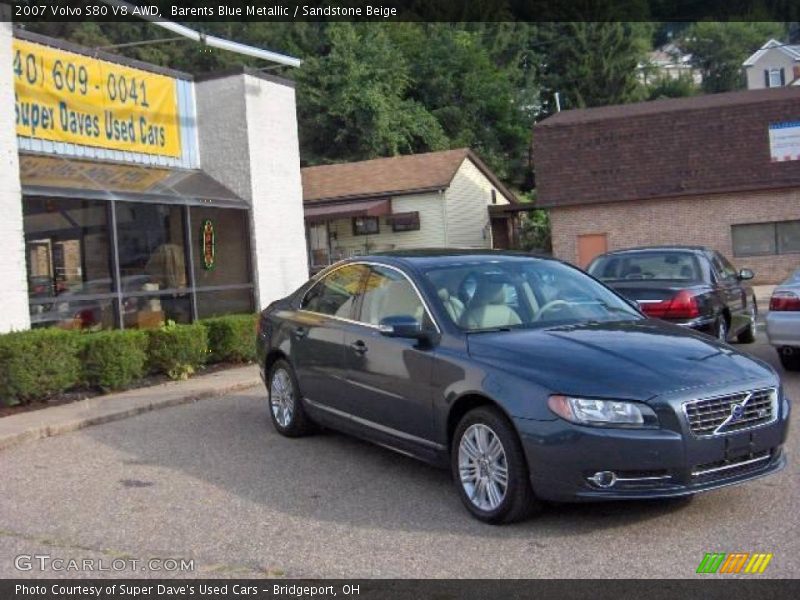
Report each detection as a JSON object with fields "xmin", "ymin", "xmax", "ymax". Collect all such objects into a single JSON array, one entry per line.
[
  {"xmin": 744, "ymin": 553, "xmax": 773, "ymax": 574},
  {"xmin": 13, "ymin": 38, "xmax": 181, "ymax": 158}
]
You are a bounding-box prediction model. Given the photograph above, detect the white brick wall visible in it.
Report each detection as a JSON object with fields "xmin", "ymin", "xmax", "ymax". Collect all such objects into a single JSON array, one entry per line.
[
  {"xmin": 195, "ymin": 72, "xmax": 308, "ymax": 309},
  {"xmin": 0, "ymin": 19, "xmax": 30, "ymax": 332}
]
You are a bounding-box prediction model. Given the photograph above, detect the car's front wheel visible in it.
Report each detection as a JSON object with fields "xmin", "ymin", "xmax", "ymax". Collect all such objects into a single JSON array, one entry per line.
[
  {"xmin": 267, "ymin": 359, "xmax": 315, "ymax": 437},
  {"xmin": 451, "ymin": 406, "xmax": 540, "ymax": 524}
]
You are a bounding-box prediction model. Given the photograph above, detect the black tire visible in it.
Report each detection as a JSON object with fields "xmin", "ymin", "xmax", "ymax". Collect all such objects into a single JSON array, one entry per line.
[
  {"xmin": 778, "ymin": 348, "xmax": 800, "ymax": 372},
  {"xmin": 451, "ymin": 406, "xmax": 541, "ymax": 524},
  {"xmin": 267, "ymin": 359, "xmax": 315, "ymax": 437},
  {"xmin": 737, "ymin": 299, "xmax": 757, "ymax": 344}
]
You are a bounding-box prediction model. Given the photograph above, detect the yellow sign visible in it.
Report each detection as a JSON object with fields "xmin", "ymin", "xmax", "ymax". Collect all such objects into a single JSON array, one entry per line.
[{"xmin": 13, "ymin": 38, "xmax": 181, "ymax": 158}]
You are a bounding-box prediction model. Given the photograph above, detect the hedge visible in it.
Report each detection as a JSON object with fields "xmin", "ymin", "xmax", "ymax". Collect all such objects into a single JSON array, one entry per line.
[
  {"xmin": 146, "ymin": 321, "xmax": 209, "ymax": 380},
  {"xmin": 201, "ymin": 314, "xmax": 258, "ymax": 364},
  {"xmin": 0, "ymin": 315, "xmax": 258, "ymax": 405},
  {"xmin": 81, "ymin": 330, "xmax": 149, "ymax": 391},
  {"xmin": 0, "ymin": 329, "xmax": 82, "ymax": 406}
]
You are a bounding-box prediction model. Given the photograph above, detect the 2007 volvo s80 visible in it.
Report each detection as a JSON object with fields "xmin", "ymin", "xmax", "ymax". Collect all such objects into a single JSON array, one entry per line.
[{"xmin": 257, "ymin": 251, "xmax": 789, "ymax": 523}]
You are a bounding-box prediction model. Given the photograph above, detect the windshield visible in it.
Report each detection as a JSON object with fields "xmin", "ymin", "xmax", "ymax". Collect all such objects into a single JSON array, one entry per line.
[
  {"xmin": 588, "ymin": 251, "xmax": 702, "ymax": 282},
  {"xmin": 424, "ymin": 258, "xmax": 641, "ymax": 331}
]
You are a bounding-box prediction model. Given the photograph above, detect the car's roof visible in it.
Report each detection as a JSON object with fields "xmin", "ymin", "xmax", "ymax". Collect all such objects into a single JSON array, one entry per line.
[
  {"xmin": 343, "ymin": 249, "xmax": 556, "ymax": 269},
  {"xmin": 596, "ymin": 245, "xmax": 709, "ymax": 256}
]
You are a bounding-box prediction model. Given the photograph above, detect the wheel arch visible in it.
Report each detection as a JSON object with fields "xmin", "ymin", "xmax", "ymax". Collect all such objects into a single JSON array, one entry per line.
[{"xmin": 446, "ymin": 393, "xmax": 515, "ymax": 451}]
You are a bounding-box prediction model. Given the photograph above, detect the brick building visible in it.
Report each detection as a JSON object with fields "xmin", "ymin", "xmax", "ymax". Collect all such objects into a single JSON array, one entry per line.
[{"xmin": 533, "ymin": 86, "xmax": 800, "ymax": 283}]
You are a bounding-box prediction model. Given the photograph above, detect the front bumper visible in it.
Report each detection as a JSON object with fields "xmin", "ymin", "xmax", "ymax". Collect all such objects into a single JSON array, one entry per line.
[{"xmin": 514, "ymin": 394, "xmax": 790, "ymax": 502}]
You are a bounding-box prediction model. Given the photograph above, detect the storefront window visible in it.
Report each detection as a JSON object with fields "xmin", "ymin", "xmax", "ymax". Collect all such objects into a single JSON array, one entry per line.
[
  {"xmin": 116, "ymin": 203, "xmax": 188, "ymax": 293},
  {"xmin": 122, "ymin": 293, "xmax": 192, "ymax": 329},
  {"xmin": 196, "ymin": 289, "xmax": 254, "ymax": 319},
  {"xmin": 190, "ymin": 207, "xmax": 252, "ymax": 286},
  {"xmin": 24, "ymin": 197, "xmax": 114, "ymax": 330},
  {"xmin": 24, "ymin": 197, "xmax": 253, "ymax": 330}
]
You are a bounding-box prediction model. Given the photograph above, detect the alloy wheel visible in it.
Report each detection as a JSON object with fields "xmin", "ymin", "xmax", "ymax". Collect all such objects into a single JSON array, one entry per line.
[
  {"xmin": 270, "ymin": 368, "xmax": 295, "ymax": 428},
  {"xmin": 717, "ymin": 318, "xmax": 728, "ymax": 342},
  {"xmin": 458, "ymin": 423, "xmax": 509, "ymax": 511}
]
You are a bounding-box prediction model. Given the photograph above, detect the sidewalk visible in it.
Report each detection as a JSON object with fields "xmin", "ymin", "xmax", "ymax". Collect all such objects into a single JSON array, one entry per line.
[
  {"xmin": 753, "ymin": 284, "xmax": 776, "ymax": 312},
  {"xmin": 0, "ymin": 365, "xmax": 262, "ymax": 451}
]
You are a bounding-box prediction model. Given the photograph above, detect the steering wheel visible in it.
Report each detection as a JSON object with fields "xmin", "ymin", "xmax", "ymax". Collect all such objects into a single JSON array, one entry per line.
[{"xmin": 534, "ymin": 299, "xmax": 570, "ymax": 321}]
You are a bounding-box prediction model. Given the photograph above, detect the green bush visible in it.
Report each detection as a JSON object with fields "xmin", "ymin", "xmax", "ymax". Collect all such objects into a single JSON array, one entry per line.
[
  {"xmin": 81, "ymin": 330, "xmax": 148, "ymax": 391},
  {"xmin": 0, "ymin": 329, "xmax": 82, "ymax": 405},
  {"xmin": 202, "ymin": 314, "xmax": 258, "ymax": 364},
  {"xmin": 146, "ymin": 321, "xmax": 209, "ymax": 380}
]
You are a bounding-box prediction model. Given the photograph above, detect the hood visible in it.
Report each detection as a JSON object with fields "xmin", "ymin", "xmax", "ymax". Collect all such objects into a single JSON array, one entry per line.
[{"xmin": 467, "ymin": 319, "xmax": 775, "ymax": 401}]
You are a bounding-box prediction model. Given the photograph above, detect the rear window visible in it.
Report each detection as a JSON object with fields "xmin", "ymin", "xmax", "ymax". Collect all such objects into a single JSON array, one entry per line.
[{"xmin": 588, "ymin": 252, "xmax": 702, "ymax": 282}]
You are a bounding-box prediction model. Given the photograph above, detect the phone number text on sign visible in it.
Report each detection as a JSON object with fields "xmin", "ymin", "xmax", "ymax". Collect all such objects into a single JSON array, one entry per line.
[{"xmin": 13, "ymin": 38, "xmax": 181, "ymax": 158}]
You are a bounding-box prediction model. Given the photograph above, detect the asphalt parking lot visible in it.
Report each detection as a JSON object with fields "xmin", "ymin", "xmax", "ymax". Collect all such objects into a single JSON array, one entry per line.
[{"xmin": 0, "ymin": 331, "xmax": 797, "ymax": 579}]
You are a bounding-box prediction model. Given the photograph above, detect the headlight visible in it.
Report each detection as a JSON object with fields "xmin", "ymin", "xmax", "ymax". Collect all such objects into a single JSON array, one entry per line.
[{"xmin": 548, "ymin": 395, "xmax": 658, "ymax": 428}]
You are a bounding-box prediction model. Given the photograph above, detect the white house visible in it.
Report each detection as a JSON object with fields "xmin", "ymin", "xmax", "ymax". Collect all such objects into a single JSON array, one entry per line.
[
  {"xmin": 638, "ymin": 43, "xmax": 702, "ymax": 85},
  {"xmin": 302, "ymin": 149, "xmax": 522, "ymax": 269},
  {"xmin": 743, "ymin": 39, "xmax": 800, "ymax": 89}
]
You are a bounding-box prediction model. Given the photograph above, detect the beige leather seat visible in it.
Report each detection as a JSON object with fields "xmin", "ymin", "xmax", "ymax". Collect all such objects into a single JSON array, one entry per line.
[
  {"xmin": 365, "ymin": 279, "xmax": 424, "ymax": 324},
  {"xmin": 461, "ymin": 279, "xmax": 522, "ymax": 329},
  {"xmin": 438, "ymin": 288, "xmax": 465, "ymax": 323}
]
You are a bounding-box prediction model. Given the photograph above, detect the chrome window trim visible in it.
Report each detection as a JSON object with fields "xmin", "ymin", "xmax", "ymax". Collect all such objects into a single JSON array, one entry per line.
[
  {"xmin": 299, "ymin": 260, "xmax": 441, "ymax": 334},
  {"xmin": 681, "ymin": 386, "xmax": 778, "ymax": 438}
]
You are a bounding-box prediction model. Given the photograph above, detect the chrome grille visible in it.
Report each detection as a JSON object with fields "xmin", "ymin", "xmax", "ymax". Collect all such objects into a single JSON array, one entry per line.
[{"xmin": 683, "ymin": 388, "xmax": 777, "ymax": 436}]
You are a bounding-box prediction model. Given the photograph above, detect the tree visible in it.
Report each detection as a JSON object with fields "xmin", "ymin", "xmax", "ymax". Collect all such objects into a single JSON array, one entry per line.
[
  {"xmin": 684, "ymin": 21, "xmax": 788, "ymax": 93},
  {"xmin": 646, "ymin": 74, "xmax": 699, "ymax": 100},
  {"xmin": 389, "ymin": 23, "xmax": 537, "ymax": 182},
  {"xmin": 536, "ymin": 22, "xmax": 651, "ymax": 112},
  {"xmin": 296, "ymin": 24, "xmax": 447, "ymax": 164}
]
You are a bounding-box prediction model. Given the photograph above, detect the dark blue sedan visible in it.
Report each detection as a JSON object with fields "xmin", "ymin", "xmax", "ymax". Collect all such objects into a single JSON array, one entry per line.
[{"xmin": 257, "ymin": 251, "xmax": 789, "ymax": 523}]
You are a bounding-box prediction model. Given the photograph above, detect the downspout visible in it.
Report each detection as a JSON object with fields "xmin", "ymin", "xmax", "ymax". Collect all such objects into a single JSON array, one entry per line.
[{"xmin": 440, "ymin": 189, "xmax": 448, "ymax": 247}]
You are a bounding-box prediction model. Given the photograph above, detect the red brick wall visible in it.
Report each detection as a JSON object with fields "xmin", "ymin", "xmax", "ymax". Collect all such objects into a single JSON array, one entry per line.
[{"xmin": 550, "ymin": 188, "xmax": 800, "ymax": 284}]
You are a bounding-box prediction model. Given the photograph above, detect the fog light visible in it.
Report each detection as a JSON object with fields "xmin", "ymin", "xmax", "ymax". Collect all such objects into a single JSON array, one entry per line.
[{"xmin": 588, "ymin": 471, "xmax": 617, "ymax": 488}]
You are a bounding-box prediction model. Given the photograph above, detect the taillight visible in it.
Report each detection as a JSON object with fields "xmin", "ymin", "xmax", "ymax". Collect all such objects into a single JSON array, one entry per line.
[
  {"xmin": 769, "ymin": 291, "xmax": 800, "ymax": 311},
  {"xmin": 641, "ymin": 290, "xmax": 700, "ymax": 319}
]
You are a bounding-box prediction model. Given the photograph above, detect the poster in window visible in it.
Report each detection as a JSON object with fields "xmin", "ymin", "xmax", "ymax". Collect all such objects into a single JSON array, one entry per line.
[{"xmin": 769, "ymin": 121, "xmax": 800, "ymax": 162}]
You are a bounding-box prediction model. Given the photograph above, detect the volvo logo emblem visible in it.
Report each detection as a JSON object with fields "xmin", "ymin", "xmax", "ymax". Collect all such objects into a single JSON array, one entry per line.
[{"xmin": 730, "ymin": 403, "xmax": 745, "ymax": 421}]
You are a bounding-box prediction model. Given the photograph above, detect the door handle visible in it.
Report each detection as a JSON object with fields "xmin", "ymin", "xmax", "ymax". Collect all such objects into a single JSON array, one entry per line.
[
  {"xmin": 350, "ymin": 340, "xmax": 368, "ymax": 355},
  {"xmin": 293, "ymin": 326, "xmax": 309, "ymax": 339}
]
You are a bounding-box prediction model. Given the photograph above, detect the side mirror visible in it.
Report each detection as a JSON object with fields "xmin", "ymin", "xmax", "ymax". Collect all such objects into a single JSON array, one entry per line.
[
  {"xmin": 738, "ymin": 268, "xmax": 755, "ymax": 281},
  {"xmin": 379, "ymin": 315, "xmax": 426, "ymax": 339}
]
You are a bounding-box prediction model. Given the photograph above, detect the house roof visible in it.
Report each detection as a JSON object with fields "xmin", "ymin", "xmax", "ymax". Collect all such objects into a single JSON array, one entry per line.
[
  {"xmin": 743, "ymin": 39, "xmax": 800, "ymax": 67},
  {"xmin": 301, "ymin": 148, "xmax": 517, "ymax": 204},
  {"xmin": 533, "ymin": 86, "xmax": 800, "ymax": 209}
]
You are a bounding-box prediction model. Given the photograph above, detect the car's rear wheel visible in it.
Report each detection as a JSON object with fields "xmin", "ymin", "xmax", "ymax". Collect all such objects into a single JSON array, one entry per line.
[
  {"xmin": 451, "ymin": 406, "xmax": 540, "ymax": 524},
  {"xmin": 778, "ymin": 347, "xmax": 800, "ymax": 371},
  {"xmin": 267, "ymin": 359, "xmax": 315, "ymax": 437}
]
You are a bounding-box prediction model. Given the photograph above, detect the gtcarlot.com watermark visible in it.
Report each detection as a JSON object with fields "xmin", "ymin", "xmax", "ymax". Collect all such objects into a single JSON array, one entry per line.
[{"xmin": 15, "ymin": 554, "xmax": 194, "ymax": 573}]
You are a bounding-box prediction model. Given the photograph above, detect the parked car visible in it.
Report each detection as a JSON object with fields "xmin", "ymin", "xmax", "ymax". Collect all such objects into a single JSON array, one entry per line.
[
  {"xmin": 587, "ymin": 246, "xmax": 757, "ymax": 343},
  {"xmin": 257, "ymin": 251, "xmax": 788, "ymax": 524},
  {"xmin": 766, "ymin": 269, "xmax": 800, "ymax": 371}
]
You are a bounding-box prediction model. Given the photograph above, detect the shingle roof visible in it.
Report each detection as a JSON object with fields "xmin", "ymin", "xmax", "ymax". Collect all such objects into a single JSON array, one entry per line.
[
  {"xmin": 533, "ymin": 86, "xmax": 800, "ymax": 208},
  {"xmin": 301, "ymin": 148, "xmax": 517, "ymax": 204}
]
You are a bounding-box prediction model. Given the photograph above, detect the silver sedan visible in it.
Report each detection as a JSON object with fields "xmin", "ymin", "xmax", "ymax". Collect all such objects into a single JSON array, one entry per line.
[{"xmin": 766, "ymin": 269, "xmax": 800, "ymax": 371}]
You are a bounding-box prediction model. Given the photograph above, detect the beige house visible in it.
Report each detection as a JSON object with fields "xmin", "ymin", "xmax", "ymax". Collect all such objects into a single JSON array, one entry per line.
[{"xmin": 302, "ymin": 149, "xmax": 521, "ymax": 270}]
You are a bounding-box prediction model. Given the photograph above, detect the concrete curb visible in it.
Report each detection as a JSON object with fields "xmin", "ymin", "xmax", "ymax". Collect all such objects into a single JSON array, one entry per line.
[{"xmin": 0, "ymin": 366, "xmax": 262, "ymax": 452}]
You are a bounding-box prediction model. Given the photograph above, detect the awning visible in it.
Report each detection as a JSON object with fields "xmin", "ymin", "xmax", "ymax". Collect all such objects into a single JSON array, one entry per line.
[
  {"xmin": 304, "ymin": 198, "xmax": 391, "ymax": 223},
  {"xmin": 19, "ymin": 153, "xmax": 246, "ymax": 208}
]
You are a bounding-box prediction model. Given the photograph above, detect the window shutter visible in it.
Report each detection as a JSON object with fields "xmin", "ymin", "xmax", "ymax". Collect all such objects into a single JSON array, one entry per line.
[
  {"xmin": 780, "ymin": 68, "xmax": 786, "ymax": 86},
  {"xmin": 764, "ymin": 69, "xmax": 770, "ymax": 87}
]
